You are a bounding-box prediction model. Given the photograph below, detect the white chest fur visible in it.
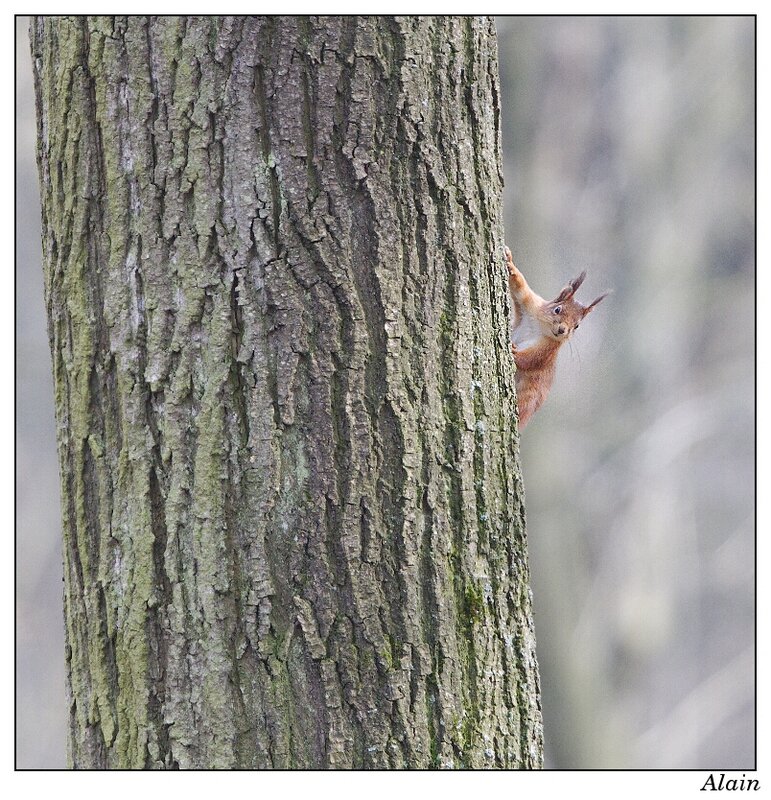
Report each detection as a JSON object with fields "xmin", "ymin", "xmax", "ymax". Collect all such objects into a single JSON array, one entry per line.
[{"xmin": 511, "ymin": 312, "xmax": 544, "ymax": 351}]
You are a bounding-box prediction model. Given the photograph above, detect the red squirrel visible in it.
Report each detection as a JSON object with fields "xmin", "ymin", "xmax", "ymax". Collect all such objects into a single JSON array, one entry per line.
[{"xmin": 506, "ymin": 247, "xmax": 607, "ymax": 428}]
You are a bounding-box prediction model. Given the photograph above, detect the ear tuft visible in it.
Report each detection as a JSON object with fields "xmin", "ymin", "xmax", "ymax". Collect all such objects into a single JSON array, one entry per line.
[
  {"xmin": 554, "ymin": 271, "xmax": 587, "ymax": 302},
  {"xmin": 571, "ymin": 270, "xmax": 587, "ymax": 294},
  {"xmin": 583, "ymin": 291, "xmax": 610, "ymax": 314}
]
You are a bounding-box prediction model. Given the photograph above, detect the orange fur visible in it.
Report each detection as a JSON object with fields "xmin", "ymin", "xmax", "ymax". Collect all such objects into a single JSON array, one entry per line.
[{"xmin": 506, "ymin": 247, "xmax": 607, "ymax": 428}]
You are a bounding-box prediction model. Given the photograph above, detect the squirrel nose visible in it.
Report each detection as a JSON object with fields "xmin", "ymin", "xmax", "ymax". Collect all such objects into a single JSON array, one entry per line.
[{"xmin": 557, "ymin": 325, "xmax": 566, "ymax": 335}]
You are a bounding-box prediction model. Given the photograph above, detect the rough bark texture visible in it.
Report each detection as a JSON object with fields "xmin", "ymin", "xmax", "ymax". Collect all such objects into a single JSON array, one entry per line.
[{"xmin": 31, "ymin": 15, "xmax": 542, "ymax": 769}]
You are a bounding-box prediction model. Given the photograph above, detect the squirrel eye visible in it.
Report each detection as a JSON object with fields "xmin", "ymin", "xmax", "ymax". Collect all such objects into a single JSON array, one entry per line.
[
  {"xmin": 574, "ymin": 323, "xmax": 580, "ymax": 330},
  {"xmin": 553, "ymin": 305, "xmax": 562, "ymax": 315}
]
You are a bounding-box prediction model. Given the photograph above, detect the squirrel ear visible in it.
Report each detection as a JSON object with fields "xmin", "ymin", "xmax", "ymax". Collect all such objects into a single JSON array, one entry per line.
[
  {"xmin": 554, "ymin": 270, "xmax": 587, "ymax": 302},
  {"xmin": 582, "ymin": 292, "xmax": 609, "ymax": 315}
]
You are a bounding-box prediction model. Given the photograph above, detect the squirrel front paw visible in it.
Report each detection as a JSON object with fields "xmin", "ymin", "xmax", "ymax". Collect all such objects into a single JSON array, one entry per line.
[{"xmin": 505, "ymin": 247, "xmax": 518, "ymax": 277}]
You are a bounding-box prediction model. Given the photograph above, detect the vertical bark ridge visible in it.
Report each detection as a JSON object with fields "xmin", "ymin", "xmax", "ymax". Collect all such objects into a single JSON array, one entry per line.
[{"xmin": 32, "ymin": 14, "xmax": 543, "ymax": 769}]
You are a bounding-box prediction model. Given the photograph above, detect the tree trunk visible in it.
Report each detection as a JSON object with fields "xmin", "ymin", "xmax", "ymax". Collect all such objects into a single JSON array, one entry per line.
[{"xmin": 31, "ymin": 14, "xmax": 542, "ymax": 769}]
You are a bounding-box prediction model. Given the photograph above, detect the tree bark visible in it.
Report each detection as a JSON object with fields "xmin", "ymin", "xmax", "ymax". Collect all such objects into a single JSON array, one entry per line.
[{"xmin": 31, "ymin": 15, "xmax": 542, "ymax": 769}]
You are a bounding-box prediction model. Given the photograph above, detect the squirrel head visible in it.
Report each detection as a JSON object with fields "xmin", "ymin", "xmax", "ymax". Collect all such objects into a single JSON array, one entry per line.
[{"xmin": 539, "ymin": 271, "xmax": 608, "ymax": 342}]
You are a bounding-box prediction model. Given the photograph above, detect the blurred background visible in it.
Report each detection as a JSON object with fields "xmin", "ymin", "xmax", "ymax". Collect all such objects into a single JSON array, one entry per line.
[
  {"xmin": 16, "ymin": 16, "xmax": 67, "ymax": 768},
  {"xmin": 497, "ymin": 16, "xmax": 754, "ymax": 768},
  {"xmin": 16, "ymin": 16, "xmax": 754, "ymax": 768}
]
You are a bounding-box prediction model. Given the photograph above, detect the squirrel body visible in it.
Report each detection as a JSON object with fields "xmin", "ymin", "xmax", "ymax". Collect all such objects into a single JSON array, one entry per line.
[{"xmin": 506, "ymin": 247, "xmax": 607, "ymax": 428}]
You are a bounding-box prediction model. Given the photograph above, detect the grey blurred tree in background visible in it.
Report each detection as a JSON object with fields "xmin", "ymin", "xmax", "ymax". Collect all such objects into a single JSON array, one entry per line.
[
  {"xmin": 18, "ymin": 16, "xmax": 754, "ymax": 769},
  {"xmin": 26, "ymin": 15, "xmax": 541, "ymax": 768}
]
